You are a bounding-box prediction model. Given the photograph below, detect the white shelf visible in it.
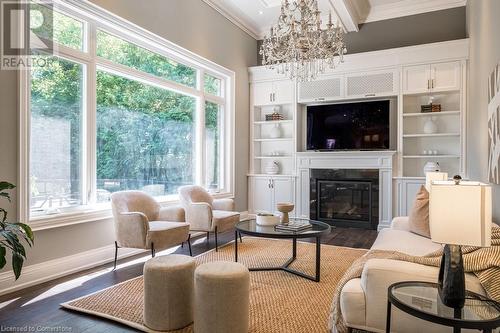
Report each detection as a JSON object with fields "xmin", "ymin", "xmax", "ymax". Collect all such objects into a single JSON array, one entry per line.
[
  {"xmin": 254, "ymin": 156, "xmax": 293, "ymax": 159},
  {"xmin": 403, "ymin": 155, "xmax": 460, "ymax": 159},
  {"xmin": 402, "ymin": 111, "xmax": 460, "ymax": 117},
  {"xmin": 403, "ymin": 133, "xmax": 460, "ymax": 138},
  {"xmin": 253, "ymin": 138, "xmax": 294, "ymax": 142},
  {"xmin": 253, "ymin": 120, "xmax": 293, "ymax": 124},
  {"xmin": 247, "ymin": 173, "xmax": 295, "ymax": 178}
]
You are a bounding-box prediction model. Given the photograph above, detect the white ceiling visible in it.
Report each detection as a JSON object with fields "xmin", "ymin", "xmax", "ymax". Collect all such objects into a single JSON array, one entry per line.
[{"xmin": 202, "ymin": 0, "xmax": 466, "ymax": 39}]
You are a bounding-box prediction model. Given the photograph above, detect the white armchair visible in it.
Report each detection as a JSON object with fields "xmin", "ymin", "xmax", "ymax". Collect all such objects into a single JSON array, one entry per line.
[
  {"xmin": 178, "ymin": 185, "xmax": 240, "ymax": 251},
  {"xmin": 111, "ymin": 191, "xmax": 191, "ymax": 269}
]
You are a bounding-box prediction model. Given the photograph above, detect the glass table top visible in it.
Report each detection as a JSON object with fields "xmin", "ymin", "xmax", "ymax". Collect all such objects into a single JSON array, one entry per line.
[
  {"xmin": 236, "ymin": 218, "xmax": 331, "ymax": 238},
  {"xmin": 390, "ymin": 282, "xmax": 500, "ymax": 322}
]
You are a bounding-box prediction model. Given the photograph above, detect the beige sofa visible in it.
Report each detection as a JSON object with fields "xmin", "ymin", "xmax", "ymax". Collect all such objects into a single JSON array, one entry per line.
[{"xmin": 339, "ymin": 217, "xmax": 486, "ymax": 333}]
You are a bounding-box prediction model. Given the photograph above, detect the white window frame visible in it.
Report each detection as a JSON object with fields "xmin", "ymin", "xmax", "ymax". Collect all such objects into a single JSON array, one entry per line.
[{"xmin": 19, "ymin": 0, "xmax": 235, "ymax": 230}]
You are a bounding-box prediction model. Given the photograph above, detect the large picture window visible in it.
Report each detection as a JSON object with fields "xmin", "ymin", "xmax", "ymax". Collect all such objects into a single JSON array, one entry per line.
[
  {"xmin": 23, "ymin": 2, "xmax": 234, "ymax": 222},
  {"xmin": 96, "ymin": 71, "xmax": 197, "ymax": 200},
  {"xmin": 30, "ymin": 56, "xmax": 84, "ymax": 214}
]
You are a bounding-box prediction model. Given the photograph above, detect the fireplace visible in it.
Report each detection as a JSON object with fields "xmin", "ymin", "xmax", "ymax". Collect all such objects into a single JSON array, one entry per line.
[{"xmin": 310, "ymin": 169, "xmax": 379, "ymax": 229}]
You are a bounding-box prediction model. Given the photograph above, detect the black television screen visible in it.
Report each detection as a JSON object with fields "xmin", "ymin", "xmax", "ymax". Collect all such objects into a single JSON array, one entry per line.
[{"xmin": 307, "ymin": 100, "xmax": 390, "ymax": 150}]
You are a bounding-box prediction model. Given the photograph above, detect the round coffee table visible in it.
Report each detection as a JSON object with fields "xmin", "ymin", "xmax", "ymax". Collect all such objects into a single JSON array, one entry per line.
[
  {"xmin": 387, "ymin": 281, "xmax": 500, "ymax": 333},
  {"xmin": 234, "ymin": 218, "xmax": 330, "ymax": 282}
]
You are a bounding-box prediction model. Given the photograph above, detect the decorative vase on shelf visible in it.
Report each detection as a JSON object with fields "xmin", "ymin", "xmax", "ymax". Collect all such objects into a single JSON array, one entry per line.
[
  {"xmin": 423, "ymin": 162, "xmax": 441, "ymax": 174},
  {"xmin": 269, "ymin": 124, "xmax": 282, "ymax": 139},
  {"xmin": 423, "ymin": 117, "xmax": 438, "ymax": 134},
  {"xmin": 264, "ymin": 161, "xmax": 280, "ymax": 175}
]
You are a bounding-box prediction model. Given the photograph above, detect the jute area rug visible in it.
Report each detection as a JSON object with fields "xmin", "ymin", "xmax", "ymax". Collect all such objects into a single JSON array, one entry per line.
[{"xmin": 61, "ymin": 237, "xmax": 366, "ymax": 333}]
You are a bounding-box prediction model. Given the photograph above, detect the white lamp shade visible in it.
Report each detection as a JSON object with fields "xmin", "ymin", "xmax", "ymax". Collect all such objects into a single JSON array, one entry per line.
[
  {"xmin": 425, "ymin": 172, "xmax": 448, "ymax": 191},
  {"xmin": 429, "ymin": 181, "xmax": 492, "ymax": 247}
]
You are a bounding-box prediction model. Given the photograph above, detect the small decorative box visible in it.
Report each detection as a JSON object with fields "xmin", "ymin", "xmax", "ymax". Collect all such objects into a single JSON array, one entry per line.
[{"xmin": 421, "ymin": 104, "xmax": 442, "ymax": 113}]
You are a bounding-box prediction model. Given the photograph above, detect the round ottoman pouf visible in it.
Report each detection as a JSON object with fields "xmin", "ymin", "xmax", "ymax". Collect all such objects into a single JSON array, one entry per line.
[
  {"xmin": 143, "ymin": 254, "xmax": 195, "ymax": 331},
  {"xmin": 194, "ymin": 261, "xmax": 250, "ymax": 333}
]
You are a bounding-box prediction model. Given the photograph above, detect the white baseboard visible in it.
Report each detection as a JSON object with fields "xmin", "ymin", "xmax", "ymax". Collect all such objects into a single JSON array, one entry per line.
[{"xmin": 0, "ymin": 245, "xmax": 144, "ymax": 297}]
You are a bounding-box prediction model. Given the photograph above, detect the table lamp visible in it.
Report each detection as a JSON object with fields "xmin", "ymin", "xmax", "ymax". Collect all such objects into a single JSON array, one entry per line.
[
  {"xmin": 425, "ymin": 171, "xmax": 448, "ymax": 191},
  {"xmin": 429, "ymin": 177, "xmax": 492, "ymax": 309}
]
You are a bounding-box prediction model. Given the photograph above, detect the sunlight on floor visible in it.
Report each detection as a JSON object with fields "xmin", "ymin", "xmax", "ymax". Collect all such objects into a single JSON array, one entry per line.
[
  {"xmin": 20, "ymin": 245, "xmax": 182, "ymax": 307},
  {"xmin": 0, "ymin": 297, "xmax": 20, "ymax": 310}
]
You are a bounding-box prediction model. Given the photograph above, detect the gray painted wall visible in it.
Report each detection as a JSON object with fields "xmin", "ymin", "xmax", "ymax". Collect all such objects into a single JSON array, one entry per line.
[
  {"xmin": 0, "ymin": 0, "xmax": 257, "ymax": 268},
  {"xmin": 257, "ymin": 7, "xmax": 466, "ymax": 65},
  {"xmin": 466, "ymin": 0, "xmax": 500, "ymax": 222}
]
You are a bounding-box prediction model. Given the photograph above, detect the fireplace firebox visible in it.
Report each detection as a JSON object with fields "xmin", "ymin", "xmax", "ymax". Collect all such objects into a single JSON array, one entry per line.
[{"xmin": 310, "ymin": 169, "xmax": 379, "ymax": 229}]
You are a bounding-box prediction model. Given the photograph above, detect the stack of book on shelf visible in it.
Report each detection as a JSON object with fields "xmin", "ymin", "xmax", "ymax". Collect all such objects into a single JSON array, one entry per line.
[{"xmin": 275, "ymin": 221, "xmax": 312, "ymax": 232}]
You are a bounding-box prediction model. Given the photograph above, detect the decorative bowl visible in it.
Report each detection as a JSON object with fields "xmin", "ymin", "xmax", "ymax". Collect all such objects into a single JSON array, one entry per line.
[
  {"xmin": 256, "ymin": 214, "xmax": 280, "ymax": 226},
  {"xmin": 276, "ymin": 202, "xmax": 294, "ymax": 224}
]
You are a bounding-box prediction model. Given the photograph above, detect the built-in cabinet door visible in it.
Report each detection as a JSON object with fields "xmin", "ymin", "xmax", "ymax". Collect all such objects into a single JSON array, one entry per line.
[
  {"xmin": 272, "ymin": 178, "xmax": 295, "ymax": 209},
  {"xmin": 431, "ymin": 61, "xmax": 461, "ymax": 92},
  {"xmin": 403, "ymin": 61, "xmax": 461, "ymax": 94},
  {"xmin": 273, "ymin": 80, "xmax": 294, "ymax": 104},
  {"xmin": 250, "ymin": 177, "xmax": 273, "ymax": 213},
  {"xmin": 403, "ymin": 64, "xmax": 431, "ymax": 94},
  {"xmin": 298, "ymin": 76, "xmax": 344, "ymax": 102},
  {"xmin": 252, "ymin": 82, "xmax": 274, "ymax": 106},
  {"xmin": 397, "ymin": 179, "xmax": 425, "ymax": 216},
  {"xmin": 345, "ymin": 69, "xmax": 398, "ymax": 99}
]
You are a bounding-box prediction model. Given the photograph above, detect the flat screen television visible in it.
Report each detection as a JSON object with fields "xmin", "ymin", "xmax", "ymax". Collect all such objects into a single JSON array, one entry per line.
[{"xmin": 307, "ymin": 100, "xmax": 390, "ymax": 150}]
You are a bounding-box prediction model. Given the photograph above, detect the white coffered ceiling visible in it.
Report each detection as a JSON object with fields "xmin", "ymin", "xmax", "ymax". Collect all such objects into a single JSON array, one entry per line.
[{"xmin": 202, "ymin": 0, "xmax": 467, "ymax": 39}]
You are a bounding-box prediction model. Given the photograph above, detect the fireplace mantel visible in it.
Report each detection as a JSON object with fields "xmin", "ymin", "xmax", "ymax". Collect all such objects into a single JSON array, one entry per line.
[{"xmin": 296, "ymin": 151, "xmax": 396, "ymax": 230}]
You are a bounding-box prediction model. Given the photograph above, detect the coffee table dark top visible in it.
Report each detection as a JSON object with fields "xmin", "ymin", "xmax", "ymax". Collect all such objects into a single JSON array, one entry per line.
[
  {"xmin": 236, "ymin": 218, "xmax": 331, "ymax": 239},
  {"xmin": 389, "ymin": 281, "xmax": 500, "ymax": 329}
]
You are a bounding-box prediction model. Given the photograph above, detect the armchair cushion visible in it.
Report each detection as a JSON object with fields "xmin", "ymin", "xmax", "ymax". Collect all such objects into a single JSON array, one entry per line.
[
  {"xmin": 212, "ymin": 210, "xmax": 240, "ymax": 233},
  {"xmin": 179, "ymin": 185, "xmax": 213, "ymax": 205},
  {"xmin": 111, "ymin": 190, "xmax": 160, "ymax": 221},
  {"xmin": 212, "ymin": 198, "xmax": 235, "ymax": 211},
  {"xmin": 158, "ymin": 205, "xmax": 185, "ymax": 222},
  {"xmin": 147, "ymin": 222, "xmax": 190, "ymax": 250}
]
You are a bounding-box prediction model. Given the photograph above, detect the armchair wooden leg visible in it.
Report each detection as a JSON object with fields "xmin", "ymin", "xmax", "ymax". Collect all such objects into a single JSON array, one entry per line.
[
  {"xmin": 239, "ymin": 232, "xmax": 242, "ymax": 243},
  {"xmin": 215, "ymin": 227, "xmax": 218, "ymax": 252},
  {"xmin": 187, "ymin": 234, "xmax": 192, "ymax": 256},
  {"xmin": 206, "ymin": 231, "xmax": 210, "ymax": 243},
  {"xmin": 181, "ymin": 242, "xmax": 184, "ymax": 248},
  {"xmin": 113, "ymin": 241, "xmax": 119, "ymax": 270},
  {"xmin": 151, "ymin": 243, "xmax": 155, "ymax": 257}
]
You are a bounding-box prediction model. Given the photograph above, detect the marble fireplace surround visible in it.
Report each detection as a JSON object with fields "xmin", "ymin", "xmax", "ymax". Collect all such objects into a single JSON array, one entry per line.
[{"xmin": 296, "ymin": 151, "xmax": 396, "ymax": 231}]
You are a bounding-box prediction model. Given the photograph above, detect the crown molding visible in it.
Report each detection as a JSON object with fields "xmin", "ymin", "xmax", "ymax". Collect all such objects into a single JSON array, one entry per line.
[
  {"xmin": 362, "ymin": 0, "xmax": 467, "ymax": 23},
  {"xmin": 201, "ymin": 0, "xmax": 260, "ymax": 40}
]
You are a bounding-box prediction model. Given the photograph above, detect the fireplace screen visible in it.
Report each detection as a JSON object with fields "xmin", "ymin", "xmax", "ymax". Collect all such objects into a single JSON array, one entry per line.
[
  {"xmin": 310, "ymin": 169, "xmax": 379, "ymax": 229},
  {"xmin": 317, "ymin": 180, "xmax": 372, "ymax": 223}
]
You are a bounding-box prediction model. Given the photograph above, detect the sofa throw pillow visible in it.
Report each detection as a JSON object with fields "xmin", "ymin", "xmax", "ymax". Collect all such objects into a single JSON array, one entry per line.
[{"xmin": 408, "ymin": 185, "xmax": 431, "ymax": 238}]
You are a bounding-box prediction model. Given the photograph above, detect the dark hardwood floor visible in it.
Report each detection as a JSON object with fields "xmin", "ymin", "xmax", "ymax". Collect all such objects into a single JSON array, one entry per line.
[{"xmin": 0, "ymin": 227, "xmax": 377, "ymax": 332}]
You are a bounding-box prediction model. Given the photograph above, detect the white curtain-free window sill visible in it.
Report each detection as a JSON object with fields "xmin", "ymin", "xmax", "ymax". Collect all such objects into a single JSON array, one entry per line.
[{"xmin": 28, "ymin": 191, "xmax": 234, "ymax": 231}]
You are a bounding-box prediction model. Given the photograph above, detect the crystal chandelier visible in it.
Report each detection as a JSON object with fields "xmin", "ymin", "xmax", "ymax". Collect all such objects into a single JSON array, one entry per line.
[{"xmin": 260, "ymin": 0, "xmax": 347, "ymax": 82}]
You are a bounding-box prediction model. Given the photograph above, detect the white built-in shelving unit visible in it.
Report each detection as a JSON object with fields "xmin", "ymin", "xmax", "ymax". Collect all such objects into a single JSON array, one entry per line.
[
  {"xmin": 248, "ymin": 39, "xmax": 469, "ymax": 221},
  {"xmin": 399, "ymin": 60, "xmax": 466, "ymax": 180}
]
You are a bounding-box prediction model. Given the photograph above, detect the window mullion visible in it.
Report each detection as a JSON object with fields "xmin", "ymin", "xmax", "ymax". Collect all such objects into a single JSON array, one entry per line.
[
  {"xmin": 196, "ymin": 69, "xmax": 206, "ymax": 187},
  {"xmin": 86, "ymin": 22, "xmax": 98, "ymax": 205}
]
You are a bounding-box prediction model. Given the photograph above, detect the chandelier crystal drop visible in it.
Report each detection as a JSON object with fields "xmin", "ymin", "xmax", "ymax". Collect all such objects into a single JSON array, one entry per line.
[{"xmin": 260, "ymin": 0, "xmax": 347, "ymax": 82}]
